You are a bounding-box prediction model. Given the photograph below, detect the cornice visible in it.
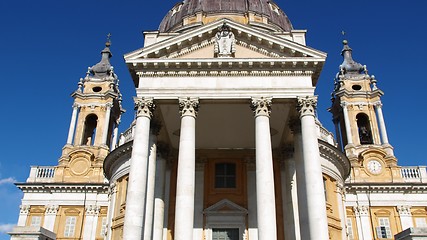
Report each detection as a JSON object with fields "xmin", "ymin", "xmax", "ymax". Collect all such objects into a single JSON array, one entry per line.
[
  {"xmin": 345, "ymin": 183, "xmax": 427, "ymax": 193},
  {"xmin": 103, "ymin": 141, "xmax": 133, "ymax": 179},
  {"xmin": 318, "ymin": 139, "xmax": 351, "ymax": 180},
  {"xmin": 15, "ymin": 183, "xmax": 109, "ymax": 193}
]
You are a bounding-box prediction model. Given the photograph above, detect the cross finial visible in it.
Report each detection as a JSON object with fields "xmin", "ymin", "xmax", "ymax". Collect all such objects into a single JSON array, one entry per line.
[{"xmin": 106, "ymin": 33, "xmax": 112, "ymax": 47}]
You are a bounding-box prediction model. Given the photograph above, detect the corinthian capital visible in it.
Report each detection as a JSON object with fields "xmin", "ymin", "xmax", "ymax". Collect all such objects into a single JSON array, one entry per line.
[
  {"xmin": 251, "ymin": 97, "xmax": 272, "ymax": 117},
  {"xmin": 134, "ymin": 97, "xmax": 155, "ymax": 118},
  {"xmin": 296, "ymin": 96, "xmax": 317, "ymax": 118},
  {"xmin": 19, "ymin": 205, "xmax": 30, "ymax": 215},
  {"xmin": 179, "ymin": 97, "xmax": 199, "ymax": 118}
]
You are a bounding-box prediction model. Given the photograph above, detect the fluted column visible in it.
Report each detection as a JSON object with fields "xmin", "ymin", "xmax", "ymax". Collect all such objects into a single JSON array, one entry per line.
[
  {"xmin": 101, "ymin": 103, "xmax": 113, "ymax": 146},
  {"xmin": 153, "ymin": 143, "xmax": 168, "ymax": 240},
  {"xmin": 375, "ymin": 102, "xmax": 389, "ymax": 145},
  {"xmin": 250, "ymin": 97, "xmax": 277, "ymax": 240},
  {"xmin": 144, "ymin": 120, "xmax": 161, "ymax": 240},
  {"xmin": 296, "ymin": 96, "xmax": 329, "ymax": 240},
  {"xmin": 341, "ymin": 102, "xmax": 353, "ymax": 145},
  {"xmin": 123, "ymin": 97, "xmax": 155, "ymax": 239},
  {"xmin": 66, "ymin": 104, "xmax": 79, "ymax": 145},
  {"xmin": 174, "ymin": 97, "xmax": 199, "ymax": 240}
]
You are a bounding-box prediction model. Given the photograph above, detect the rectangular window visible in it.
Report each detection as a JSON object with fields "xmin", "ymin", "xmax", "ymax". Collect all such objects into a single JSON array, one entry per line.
[
  {"xmin": 376, "ymin": 217, "xmax": 392, "ymax": 239},
  {"xmin": 215, "ymin": 163, "xmax": 236, "ymax": 188},
  {"xmin": 415, "ymin": 217, "xmax": 427, "ymax": 227},
  {"xmin": 323, "ymin": 178, "xmax": 328, "ymax": 201},
  {"xmin": 64, "ymin": 216, "xmax": 77, "ymax": 237},
  {"xmin": 212, "ymin": 228, "xmax": 239, "ymax": 240},
  {"xmin": 346, "ymin": 218, "xmax": 354, "ymax": 240},
  {"xmin": 30, "ymin": 216, "xmax": 42, "ymax": 227}
]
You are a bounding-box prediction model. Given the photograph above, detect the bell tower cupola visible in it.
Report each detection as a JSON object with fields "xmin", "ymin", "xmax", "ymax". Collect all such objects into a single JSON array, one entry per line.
[
  {"xmin": 55, "ymin": 38, "xmax": 125, "ymax": 183},
  {"xmin": 329, "ymin": 40, "xmax": 399, "ymax": 181}
]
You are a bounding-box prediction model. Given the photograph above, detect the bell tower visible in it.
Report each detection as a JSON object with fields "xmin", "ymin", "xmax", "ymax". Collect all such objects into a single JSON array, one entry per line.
[
  {"xmin": 329, "ymin": 40, "xmax": 400, "ymax": 182},
  {"xmin": 54, "ymin": 39, "xmax": 124, "ymax": 183}
]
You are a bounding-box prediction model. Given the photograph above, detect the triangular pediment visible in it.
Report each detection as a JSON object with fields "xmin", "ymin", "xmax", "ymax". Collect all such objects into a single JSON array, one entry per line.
[
  {"xmin": 125, "ymin": 19, "xmax": 326, "ymax": 62},
  {"xmin": 204, "ymin": 199, "xmax": 248, "ymax": 215}
]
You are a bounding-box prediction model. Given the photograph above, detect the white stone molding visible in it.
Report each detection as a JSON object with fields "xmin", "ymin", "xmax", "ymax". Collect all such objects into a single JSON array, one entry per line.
[
  {"xmin": 45, "ymin": 205, "xmax": 59, "ymax": 215},
  {"xmin": 296, "ymin": 96, "xmax": 317, "ymax": 118},
  {"xmin": 397, "ymin": 205, "xmax": 411, "ymax": 216},
  {"xmin": 85, "ymin": 205, "xmax": 101, "ymax": 215},
  {"xmin": 178, "ymin": 97, "xmax": 199, "ymax": 118},
  {"xmin": 137, "ymin": 69, "xmax": 315, "ymax": 78},
  {"xmin": 19, "ymin": 205, "xmax": 30, "ymax": 215},
  {"xmin": 250, "ymin": 97, "xmax": 272, "ymax": 117},
  {"xmin": 354, "ymin": 205, "xmax": 369, "ymax": 216},
  {"xmin": 214, "ymin": 23, "xmax": 236, "ymax": 57},
  {"xmin": 135, "ymin": 97, "xmax": 155, "ymax": 118}
]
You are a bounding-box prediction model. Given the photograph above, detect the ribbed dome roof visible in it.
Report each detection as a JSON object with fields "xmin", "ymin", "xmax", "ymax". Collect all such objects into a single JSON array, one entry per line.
[{"xmin": 159, "ymin": 0, "xmax": 293, "ymax": 32}]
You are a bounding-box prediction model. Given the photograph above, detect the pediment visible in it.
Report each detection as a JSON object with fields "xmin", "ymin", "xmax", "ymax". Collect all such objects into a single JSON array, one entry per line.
[
  {"xmin": 204, "ymin": 199, "xmax": 248, "ymax": 215},
  {"xmin": 125, "ymin": 19, "xmax": 326, "ymax": 62}
]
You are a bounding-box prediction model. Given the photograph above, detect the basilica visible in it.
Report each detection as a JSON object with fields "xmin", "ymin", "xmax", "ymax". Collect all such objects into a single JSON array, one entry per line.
[{"xmin": 9, "ymin": 0, "xmax": 427, "ymax": 239}]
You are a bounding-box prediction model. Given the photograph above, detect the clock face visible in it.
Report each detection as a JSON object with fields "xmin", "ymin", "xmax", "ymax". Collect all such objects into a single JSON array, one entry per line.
[{"xmin": 367, "ymin": 160, "xmax": 382, "ymax": 174}]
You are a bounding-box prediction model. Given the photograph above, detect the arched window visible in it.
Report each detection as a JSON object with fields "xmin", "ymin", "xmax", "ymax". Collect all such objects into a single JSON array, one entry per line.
[
  {"xmin": 82, "ymin": 114, "xmax": 98, "ymax": 145},
  {"xmin": 356, "ymin": 113, "xmax": 373, "ymax": 144}
]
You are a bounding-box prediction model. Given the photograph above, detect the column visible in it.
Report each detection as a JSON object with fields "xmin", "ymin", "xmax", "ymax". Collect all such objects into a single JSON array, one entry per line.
[
  {"xmin": 296, "ymin": 96, "xmax": 329, "ymax": 240},
  {"xmin": 111, "ymin": 119, "xmax": 120, "ymax": 150},
  {"xmin": 281, "ymin": 145, "xmax": 300, "ymax": 240},
  {"xmin": 250, "ymin": 97, "xmax": 277, "ymax": 240},
  {"xmin": 43, "ymin": 205, "xmax": 58, "ymax": 231},
  {"xmin": 290, "ymin": 119, "xmax": 306, "ymax": 240},
  {"xmin": 17, "ymin": 205, "xmax": 30, "ymax": 226},
  {"xmin": 66, "ymin": 104, "xmax": 79, "ymax": 145},
  {"xmin": 174, "ymin": 97, "xmax": 199, "ymax": 240},
  {"xmin": 105, "ymin": 183, "xmax": 117, "ymax": 240},
  {"xmin": 333, "ymin": 118, "xmax": 343, "ymax": 150},
  {"xmin": 101, "ymin": 103, "xmax": 113, "ymax": 146},
  {"xmin": 144, "ymin": 120, "xmax": 161, "ymax": 240},
  {"xmin": 194, "ymin": 160, "xmax": 205, "ymax": 240},
  {"xmin": 123, "ymin": 97, "xmax": 155, "ymax": 239},
  {"xmin": 397, "ymin": 205, "xmax": 413, "ymax": 230},
  {"xmin": 83, "ymin": 205, "xmax": 100, "ymax": 240},
  {"xmin": 153, "ymin": 143, "xmax": 168, "ymax": 240},
  {"xmin": 354, "ymin": 205, "xmax": 373, "ymax": 240},
  {"xmin": 375, "ymin": 102, "xmax": 389, "ymax": 145},
  {"xmin": 341, "ymin": 102, "xmax": 353, "ymax": 145}
]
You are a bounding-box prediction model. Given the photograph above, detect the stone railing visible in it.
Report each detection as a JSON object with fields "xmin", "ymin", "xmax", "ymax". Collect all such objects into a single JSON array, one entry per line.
[
  {"xmin": 118, "ymin": 121, "xmax": 136, "ymax": 146},
  {"xmin": 315, "ymin": 120, "xmax": 336, "ymax": 146},
  {"xmin": 26, "ymin": 166, "xmax": 55, "ymax": 183},
  {"xmin": 400, "ymin": 166, "xmax": 427, "ymax": 183}
]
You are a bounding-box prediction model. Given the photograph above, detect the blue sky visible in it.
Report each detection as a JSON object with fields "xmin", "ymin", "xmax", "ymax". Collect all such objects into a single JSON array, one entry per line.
[{"xmin": 0, "ymin": 0, "xmax": 426, "ymax": 238}]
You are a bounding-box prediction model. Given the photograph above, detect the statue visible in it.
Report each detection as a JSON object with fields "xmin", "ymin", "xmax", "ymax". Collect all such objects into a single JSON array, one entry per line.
[{"xmin": 215, "ymin": 23, "xmax": 235, "ymax": 57}]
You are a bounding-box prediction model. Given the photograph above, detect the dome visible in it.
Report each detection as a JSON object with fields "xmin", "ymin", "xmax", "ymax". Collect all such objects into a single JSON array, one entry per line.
[{"xmin": 159, "ymin": 0, "xmax": 293, "ymax": 33}]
